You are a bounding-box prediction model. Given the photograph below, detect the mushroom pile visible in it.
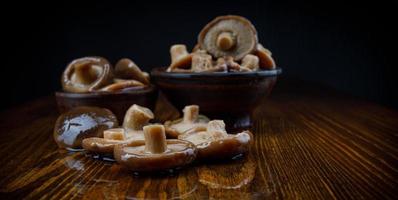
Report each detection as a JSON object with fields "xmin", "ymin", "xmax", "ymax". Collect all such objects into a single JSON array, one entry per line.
[
  {"xmin": 54, "ymin": 104, "xmax": 253, "ymax": 172},
  {"xmin": 62, "ymin": 57, "xmax": 150, "ymax": 93},
  {"xmin": 166, "ymin": 15, "xmax": 276, "ymax": 73},
  {"xmin": 166, "ymin": 105, "xmax": 253, "ymax": 160}
]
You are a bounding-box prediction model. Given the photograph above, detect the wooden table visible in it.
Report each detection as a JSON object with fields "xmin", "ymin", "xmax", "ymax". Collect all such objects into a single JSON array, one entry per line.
[{"xmin": 0, "ymin": 81, "xmax": 397, "ymax": 199}]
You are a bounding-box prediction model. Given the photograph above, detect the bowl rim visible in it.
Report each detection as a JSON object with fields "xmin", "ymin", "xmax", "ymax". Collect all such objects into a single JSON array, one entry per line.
[
  {"xmin": 55, "ymin": 84, "xmax": 156, "ymax": 98},
  {"xmin": 151, "ymin": 67, "xmax": 282, "ymax": 78}
]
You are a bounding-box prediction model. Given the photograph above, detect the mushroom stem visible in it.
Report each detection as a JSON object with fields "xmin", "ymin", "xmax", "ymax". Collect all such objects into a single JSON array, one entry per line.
[
  {"xmin": 73, "ymin": 62, "xmax": 101, "ymax": 85},
  {"xmin": 170, "ymin": 44, "xmax": 189, "ymax": 64},
  {"xmin": 123, "ymin": 104, "xmax": 154, "ymax": 131},
  {"xmin": 103, "ymin": 128, "xmax": 126, "ymax": 141},
  {"xmin": 216, "ymin": 32, "xmax": 235, "ymax": 51},
  {"xmin": 207, "ymin": 120, "xmax": 227, "ymax": 135},
  {"xmin": 183, "ymin": 105, "xmax": 199, "ymax": 123},
  {"xmin": 143, "ymin": 125, "xmax": 167, "ymax": 154}
]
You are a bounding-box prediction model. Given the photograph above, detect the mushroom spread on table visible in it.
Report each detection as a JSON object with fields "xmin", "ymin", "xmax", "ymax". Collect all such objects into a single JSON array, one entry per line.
[
  {"xmin": 166, "ymin": 15, "xmax": 276, "ymax": 73},
  {"xmin": 62, "ymin": 57, "xmax": 150, "ymax": 93},
  {"xmin": 54, "ymin": 104, "xmax": 253, "ymax": 172}
]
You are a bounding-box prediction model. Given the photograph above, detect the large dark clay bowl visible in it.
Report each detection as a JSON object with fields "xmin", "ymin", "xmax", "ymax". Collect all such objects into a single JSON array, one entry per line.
[
  {"xmin": 151, "ymin": 68, "xmax": 282, "ymax": 131},
  {"xmin": 55, "ymin": 85, "xmax": 158, "ymax": 122}
]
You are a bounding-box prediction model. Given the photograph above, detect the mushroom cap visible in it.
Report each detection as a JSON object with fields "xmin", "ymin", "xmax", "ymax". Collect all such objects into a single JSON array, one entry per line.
[
  {"xmin": 165, "ymin": 115, "xmax": 210, "ymax": 138},
  {"xmin": 114, "ymin": 58, "xmax": 150, "ymax": 85},
  {"xmin": 255, "ymin": 44, "xmax": 276, "ymax": 69},
  {"xmin": 53, "ymin": 106, "xmax": 118, "ymax": 149},
  {"xmin": 114, "ymin": 139, "xmax": 197, "ymax": 172},
  {"xmin": 82, "ymin": 137, "xmax": 128, "ymax": 154},
  {"xmin": 198, "ymin": 15, "xmax": 258, "ymax": 61},
  {"xmin": 99, "ymin": 79, "xmax": 145, "ymax": 92},
  {"xmin": 62, "ymin": 57, "xmax": 114, "ymax": 93},
  {"xmin": 179, "ymin": 130, "xmax": 253, "ymax": 160}
]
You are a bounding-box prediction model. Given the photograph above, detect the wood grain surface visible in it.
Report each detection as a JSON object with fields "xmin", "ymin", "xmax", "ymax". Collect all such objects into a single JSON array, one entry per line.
[{"xmin": 0, "ymin": 80, "xmax": 397, "ymax": 199}]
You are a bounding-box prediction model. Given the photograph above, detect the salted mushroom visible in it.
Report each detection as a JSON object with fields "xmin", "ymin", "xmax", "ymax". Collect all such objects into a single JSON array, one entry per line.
[
  {"xmin": 82, "ymin": 104, "xmax": 154, "ymax": 154},
  {"xmin": 198, "ymin": 15, "xmax": 258, "ymax": 61},
  {"xmin": 240, "ymin": 54, "xmax": 259, "ymax": 71},
  {"xmin": 54, "ymin": 106, "xmax": 118, "ymax": 150},
  {"xmin": 62, "ymin": 57, "xmax": 114, "ymax": 93},
  {"xmin": 123, "ymin": 104, "xmax": 154, "ymax": 140},
  {"xmin": 178, "ymin": 120, "xmax": 253, "ymax": 160},
  {"xmin": 99, "ymin": 80, "xmax": 145, "ymax": 92},
  {"xmin": 165, "ymin": 105, "xmax": 209, "ymax": 138},
  {"xmin": 255, "ymin": 43, "xmax": 276, "ymax": 69},
  {"xmin": 114, "ymin": 124, "xmax": 197, "ymax": 172},
  {"xmin": 82, "ymin": 128, "xmax": 132, "ymax": 154},
  {"xmin": 114, "ymin": 58, "xmax": 150, "ymax": 85},
  {"xmin": 167, "ymin": 44, "xmax": 192, "ymax": 72}
]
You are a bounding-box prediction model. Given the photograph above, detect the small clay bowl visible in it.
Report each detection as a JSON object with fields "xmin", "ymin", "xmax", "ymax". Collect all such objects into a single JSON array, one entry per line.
[
  {"xmin": 151, "ymin": 68, "xmax": 281, "ymax": 131},
  {"xmin": 55, "ymin": 85, "xmax": 158, "ymax": 122}
]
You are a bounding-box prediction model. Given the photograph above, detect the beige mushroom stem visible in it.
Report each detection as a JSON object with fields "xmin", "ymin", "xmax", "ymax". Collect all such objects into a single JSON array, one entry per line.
[
  {"xmin": 216, "ymin": 32, "xmax": 235, "ymax": 51},
  {"xmin": 123, "ymin": 104, "xmax": 154, "ymax": 131},
  {"xmin": 171, "ymin": 45, "xmax": 189, "ymax": 64},
  {"xmin": 207, "ymin": 120, "xmax": 228, "ymax": 136},
  {"xmin": 143, "ymin": 124, "xmax": 167, "ymax": 154},
  {"xmin": 241, "ymin": 54, "xmax": 259, "ymax": 71},
  {"xmin": 183, "ymin": 105, "xmax": 199, "ymax": 123},
  {"xmin": 168, "ymin": 44, "xmax": 192, "ymax": 71},
  {"xmin": 103, "ymin": 128, "xmax": 126, "ymax": 140},
  {"xmin": 192, "ymin": 51, "xmax": 213, "ymax": 72},
  {"xmin": 73, "ymin": 62, "xmax": 101, "ymax": 85}
]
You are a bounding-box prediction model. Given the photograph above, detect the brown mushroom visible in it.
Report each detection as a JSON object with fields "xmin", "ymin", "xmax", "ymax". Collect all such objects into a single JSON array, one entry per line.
[
  {"xmin": 167, "ymin": 44, "xmax": 192, "ymax": 72},
  {"xmin": 114, "ymin": 58, "xmax": 150, "ymax": 84},
  {"xmin": 123, "ymin": 104, "xmax": 154, "ymax": 140},
  {"xmin": 62, "ymin": 57, "xmax": 114, "ymax": 93},
  {"xmin": 198, "ymin": 15, "xmax": 258, "ymax": 61},
  {"xmin": 54, "ymin": 106, "xmax": 118, "ymax": 150},
  {"xmin": 164, "ymin": 105, "xmax": 209, "ymax": 138},
  {"xmin": 82, "ymin": 137, "xmax": 127, "ymax": 154},
  {"xmin": 82, "ymin": 104, "xmax": 154, "ymax": 154},
  {"xmin": 255, "ymin": 43, "xmax": 276, "ymax": 69},
  {"xmin": 82, "ymin": 128, "xmax": 126, "ymax": 154},
  {"xmin": 240, "ymin": 54, "xmax": 259, "ymax": 71},
  {"xmin": 114, "ymin": 124, "xmax": 197, "ymax": 172},
  {"xmin": 99, "ymin": 79, "xmax": 145, "ymax": 92},
  {"xmin": 178, "ymin": 120, "xmax": 253, "ymax": 160}
]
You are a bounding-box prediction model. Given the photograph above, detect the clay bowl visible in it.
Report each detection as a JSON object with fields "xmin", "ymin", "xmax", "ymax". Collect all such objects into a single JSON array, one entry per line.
[
  {"xmin": 55, "ymin": 85, "xmax": 158, "ymax": 122},
  {"xmin": 151, "ymin": 68, "xmax": 282, "ymax": 131}
]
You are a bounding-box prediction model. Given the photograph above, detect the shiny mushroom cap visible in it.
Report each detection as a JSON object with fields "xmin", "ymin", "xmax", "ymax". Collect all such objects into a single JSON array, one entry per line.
[
  {"xmin": 198, "ymin": 15, "xmax": 258, "ymax": 61},
  {"xmin": 178, "ymin": 120, "xmax": 253, "ymax": 160},
  {"xmin": 114, "ymin": 124, "xmax": 197, "ymax": 172},
  {"xmin": 53, "ymin": 106, "xmax": 118, "ymax": 150},
  {"xmin": 62, "ymin": 57, "xmax": 114, "ymax": 93}
]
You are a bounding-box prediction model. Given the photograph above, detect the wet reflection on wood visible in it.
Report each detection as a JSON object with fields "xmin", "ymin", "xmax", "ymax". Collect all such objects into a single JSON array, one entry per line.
[{"xmin": 0, "ymin": 81, "xmax": 397, "ymax": 199}]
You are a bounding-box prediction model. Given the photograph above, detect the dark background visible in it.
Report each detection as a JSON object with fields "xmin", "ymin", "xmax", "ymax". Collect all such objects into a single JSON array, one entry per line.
[{"xmin": 2, "ymin": 1, "xmax": 397, "ymax": 110}]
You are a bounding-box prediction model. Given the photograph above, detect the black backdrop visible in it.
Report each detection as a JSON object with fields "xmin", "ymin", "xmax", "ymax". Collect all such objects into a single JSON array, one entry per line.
[{"xmin": 2, "ymin": 0, "xmax": 397, "ymax": 110}]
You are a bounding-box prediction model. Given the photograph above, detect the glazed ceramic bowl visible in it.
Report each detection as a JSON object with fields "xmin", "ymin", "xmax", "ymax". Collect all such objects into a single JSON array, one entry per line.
[
  {"xmin": 151, "ymin": 68, "xmax": 282, "ymax": 130},
  {"xmin": 55, "ymin": 85, "xmax": 158, "ymax": 122}
]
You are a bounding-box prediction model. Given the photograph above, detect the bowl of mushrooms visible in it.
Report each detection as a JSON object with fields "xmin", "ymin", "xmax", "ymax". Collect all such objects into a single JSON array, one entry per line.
[
  {"xmin": 152, "ymin": 15, "xmax": 281, "ymax": 130},
  {"xmin": 55, "ymin": 57, "xmax": 158, "ymax": 122}
]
